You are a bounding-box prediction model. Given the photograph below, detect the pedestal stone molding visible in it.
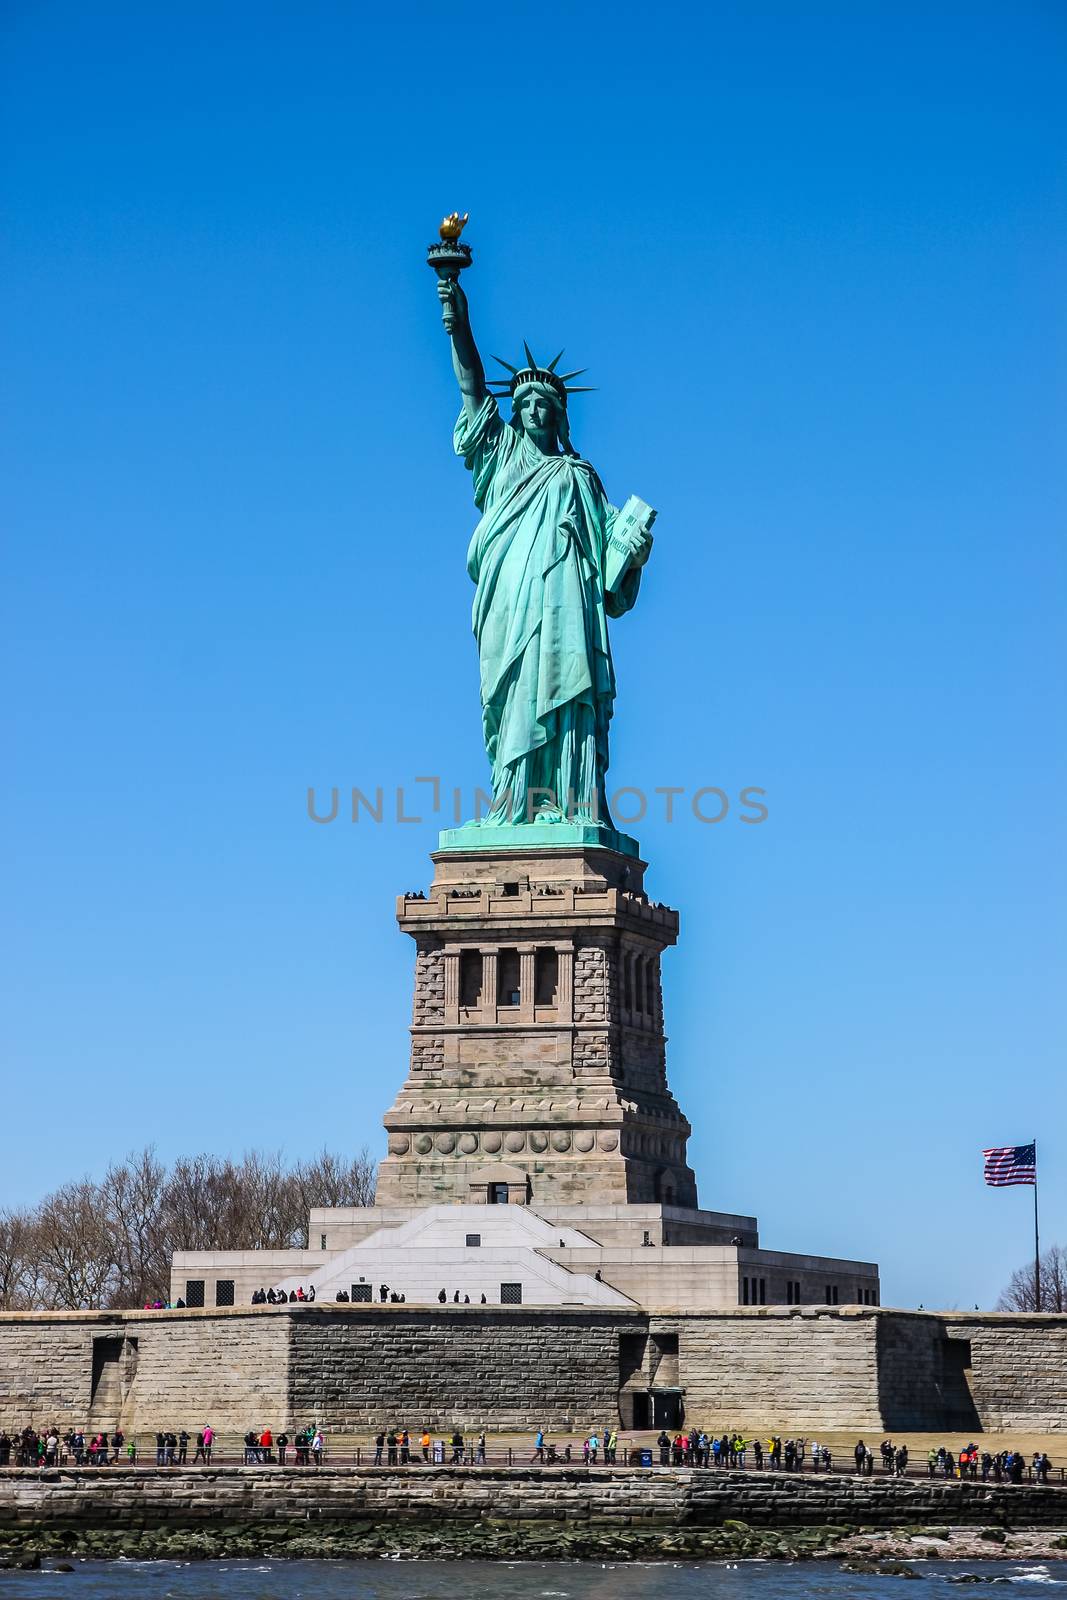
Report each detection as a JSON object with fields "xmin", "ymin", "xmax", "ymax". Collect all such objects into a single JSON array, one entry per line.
[{"xmin": 377, "ymin": 844, "xmax": 699, "ymax": 1209}]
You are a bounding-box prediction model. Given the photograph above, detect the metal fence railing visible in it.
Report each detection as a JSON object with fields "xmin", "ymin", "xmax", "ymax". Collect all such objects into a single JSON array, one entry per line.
[{"xmin": 6, "ymin": 1442, "xmax": 1063, "ymax": 1485}]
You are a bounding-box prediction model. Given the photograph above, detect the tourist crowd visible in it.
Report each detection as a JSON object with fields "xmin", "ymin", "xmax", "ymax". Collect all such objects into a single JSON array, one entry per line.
[
  {"xmin": 0, "ymin": 1424, "xmax": 1055, "ymax": 1483},
  {"xmin": 0, "ymin": 1428, "xmax": 129, "ymax": 1466},
  {"xmin": 921, "ymin": 1442, "xmax": 1052, "ymax": 1483},
  {"xmin": 240, "ymin": 1425, "xmax": 325, "ymax": 1465}
]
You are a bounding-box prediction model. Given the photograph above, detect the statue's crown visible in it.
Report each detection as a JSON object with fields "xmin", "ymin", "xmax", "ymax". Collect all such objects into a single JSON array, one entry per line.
[{"xmin": 487, "ymin": 343, "xmax": 595, "ymax": 404}]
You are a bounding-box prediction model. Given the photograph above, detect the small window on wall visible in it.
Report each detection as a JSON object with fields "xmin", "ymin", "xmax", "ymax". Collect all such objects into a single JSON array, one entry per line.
[
  {"xmin": 351, "ymin": 1283, "xmax": 372, "ymax": 1302},
  {"xmin": 215, "ymin": 1279, "xmax": 235, "ymax": 1307},
  {"xmin": 460, "ymin": 949, "xmax": 483, "ymax": 1008},
  {"xmin": 786, "ymin": 1280, "xmax": 802, "ymax": 1305},
  {"xmin": 534, "ymin": 948, "xmax": 559, "ymax": 1005},
  {"xmin": 497, "ymin": 948, "xmax": 521, "ymax": 1007},
  {"xmin": 465, "ymin": 1233, "xmax": 482, "ymax": 1247},
  {"xmin": 825, "ymin": 1284, "xmax": 839, "ymax": 1305},
  {"xmin": 185, "ymin": 1279, "xmax": 205, "ymax": 1308},
  {"xmin": 500, "ymin": 1282, "xmax": 523, "ymax": 1304}
]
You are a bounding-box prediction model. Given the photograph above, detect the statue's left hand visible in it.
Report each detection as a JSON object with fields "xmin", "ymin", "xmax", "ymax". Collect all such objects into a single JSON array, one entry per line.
[{"xmin": 628, "ymin": 522, "xmax": 654, "ymax": 568}]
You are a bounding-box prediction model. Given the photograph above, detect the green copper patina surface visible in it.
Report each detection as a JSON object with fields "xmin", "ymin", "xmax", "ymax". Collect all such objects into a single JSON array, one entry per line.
[
  {"xmin": 434, "ymin": 256, "xmax": 655, "ymax": 854},
  {"xmin": 436, "ymin": 820, "xmax": 641, "ymax": 858}
]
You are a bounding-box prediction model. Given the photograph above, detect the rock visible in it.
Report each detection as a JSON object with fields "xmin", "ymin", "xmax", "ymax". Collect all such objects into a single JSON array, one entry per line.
[
  {"xmin": 979, "ymin": 1528, "xmax": 1007, "ymax": 1543},
  {"xmin": 843, "ymin": 1557, "xmax": 923, "ymax": 1579}
]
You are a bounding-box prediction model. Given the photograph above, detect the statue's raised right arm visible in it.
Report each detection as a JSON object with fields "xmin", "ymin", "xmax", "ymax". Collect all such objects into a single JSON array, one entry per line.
[{"xmin": 437, "ymin": 278, "xmax": 486, "ymax": 420}]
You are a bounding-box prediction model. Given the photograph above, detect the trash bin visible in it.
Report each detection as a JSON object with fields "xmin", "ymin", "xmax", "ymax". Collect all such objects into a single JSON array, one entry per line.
[
  {"xmin": 432, "ymin": 1441, "xmax": 444, "ymax": 1464},
  {"xmin": 639, "ymin": 1448, "xmax": 653, "ymax": 1467}
]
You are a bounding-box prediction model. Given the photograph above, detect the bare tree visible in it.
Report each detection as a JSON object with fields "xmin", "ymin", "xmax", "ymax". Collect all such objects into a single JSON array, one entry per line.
[
  {"xmin": 0, "ymin": 1208, "xmax": 41, "ymax": 1310},
  {"xmin": 32, "ymin": 1181, "xmax": 118, "ymax": 1309},
  {"xmin": 288, "ymin": 1147, "xmax": 377, "ymax": 1242},
  {"xmin": 1, "ymin": 1146, "xmax": 377, "ymax": 1310},
  {"xmin": 104, "ymin": 1148, "xmax": 168, "ymax": 1308},
  {"xmin": 996, "ymin": 1243, "xmax": 1067, "ymax": 1312}
]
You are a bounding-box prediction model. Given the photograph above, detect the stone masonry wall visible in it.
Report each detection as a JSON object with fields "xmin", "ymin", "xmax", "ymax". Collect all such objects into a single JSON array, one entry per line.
[
  {"xmin": 876, "ymin": 1311, "xmax": 949, "ymax": 1430},
  {"xmin": 287, "ymin": 1306, "xmax": 630, "ymax": 1430},
  {"xmin": 0, "ymin": 1316, "xmax": 103, "ymax": 1426},
  {"xmin": 952, "ymin": 1316, "xmax": 1067, "ymax": 1430},
  {"xmin": 2, "ymin": 1466, "xmax": 1065, "ymax": 1535},
  {"xmin": 573, "ymin": 944, "xmax": 608, "ymax": 1023},
  {"xmin": 128, "ymin": 1311, "xmax": 291, "ymax": 1433},
  {"xmin": 1, "ymin": 1306, "xmax": 1064, "ymax": 1436},
  {"xmin": 875, "ymin": 1312, "xmax": 1067, "ymax": 1432},
  {"xmin": 0, "ymin": 1310, "xmax": 290, "ymax": 1434},
  {"xmin": 411, "ymin": 944, "xmax": 444, "ymax": 1025},
  {"xmin": 662, "ymin": 1310, "xmax": 884, "ymax": 1430}
]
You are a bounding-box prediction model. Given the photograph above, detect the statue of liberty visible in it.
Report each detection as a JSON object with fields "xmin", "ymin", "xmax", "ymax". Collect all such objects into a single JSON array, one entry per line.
[{"xmin": 436, "ymin": 263, "xmax": 656, "ymax": 840}]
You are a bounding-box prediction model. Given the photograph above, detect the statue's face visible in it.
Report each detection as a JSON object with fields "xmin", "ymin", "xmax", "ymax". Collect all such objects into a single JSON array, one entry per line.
[{"xmin": 517, "ymin": 388, "xmax": 559, "ymax": 450}]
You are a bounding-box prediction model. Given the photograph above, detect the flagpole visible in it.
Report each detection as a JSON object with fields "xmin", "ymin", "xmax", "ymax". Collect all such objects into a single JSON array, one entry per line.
[{"xmin": 1034, "ymin": 1139, "xmax": 1041, "ymax": 1312}]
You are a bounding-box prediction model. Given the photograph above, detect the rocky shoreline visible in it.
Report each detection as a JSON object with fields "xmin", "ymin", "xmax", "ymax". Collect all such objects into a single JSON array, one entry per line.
[
  {"xmin": 3, "ymin": 1466, "xmax": 1067, "ymax": 1569},
  {"xmin": 2, "ymin": 1520, "xmax": 1067, "ymax": 1567}
]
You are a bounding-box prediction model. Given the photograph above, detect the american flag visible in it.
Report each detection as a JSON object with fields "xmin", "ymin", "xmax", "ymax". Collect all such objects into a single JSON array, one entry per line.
[{"xmin": 983, "ymin": 1143, "xmax": 1037, "ymax": 1187}]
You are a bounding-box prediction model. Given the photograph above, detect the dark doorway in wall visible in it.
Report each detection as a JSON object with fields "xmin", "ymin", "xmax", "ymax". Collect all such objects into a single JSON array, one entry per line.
[
  {"xmin": 940, "ymin": 1338, "xmax": 981, "ymax": 1430},
  {"xmin": 488, "ymin": 1183, "xmax": 509, "ymax": 1204},
  {"xmin": 651, "ymin": 1390, "xmax": 683, "ymax": 1428},
  {"xmin": 631, "ymin": 1391, "xmax": 652, "ymax": 1429},
  {"xmin": 89, "ymin": 1337, "xmax": 123, "ymax": 1422}
]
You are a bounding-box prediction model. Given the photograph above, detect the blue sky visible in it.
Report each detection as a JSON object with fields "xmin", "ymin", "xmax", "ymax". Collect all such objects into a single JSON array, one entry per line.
[{"xmin": 3, "ymin": 0, "xmax": 1064, "ymax": 1310}]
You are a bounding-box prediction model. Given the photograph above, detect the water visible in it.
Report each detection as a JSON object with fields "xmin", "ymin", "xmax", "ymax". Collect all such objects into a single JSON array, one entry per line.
[{"xmin": 0, "ymin": 1561, "xmax": 1064, "ymax": 1599}]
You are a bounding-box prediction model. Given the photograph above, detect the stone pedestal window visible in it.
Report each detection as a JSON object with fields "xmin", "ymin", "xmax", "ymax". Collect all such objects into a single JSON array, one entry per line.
[
  {"xmin": 497, "ymin": 949, "xmax": 521, "ymax": 1007},
  {"xmin": 535, "ymin": 947, "xmax": 559, "ymax": 1004},
  {"xmin": 459, "ymin": 949, "xmax": 483, "ymax": 1008}
]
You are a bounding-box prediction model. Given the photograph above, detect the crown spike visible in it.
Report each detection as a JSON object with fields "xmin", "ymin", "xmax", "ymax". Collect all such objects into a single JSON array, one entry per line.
[
  {"xmin": 523, "ymin": 340, "xmax": 538, "ymax": 369},
  {"xmin": 564, "ymin": 385, "xmax": 597, "ymax": 393},
  {"xmin": 546, "ymin": 349, "xmax": 565, "ymax": 372},
  {"xmin": 558, "ymin": 368, "xmax": 587, "ymax": 382},
  {"xmin": 490, "ymin": 355, "xmax": 519, "ymax": 374}
]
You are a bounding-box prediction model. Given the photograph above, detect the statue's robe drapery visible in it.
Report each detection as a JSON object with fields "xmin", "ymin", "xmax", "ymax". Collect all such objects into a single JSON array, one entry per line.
[{"xmin": 455, "ymin": 395, "xmax": 640, "ymax": 824}]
